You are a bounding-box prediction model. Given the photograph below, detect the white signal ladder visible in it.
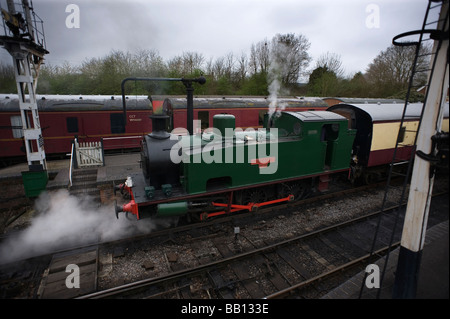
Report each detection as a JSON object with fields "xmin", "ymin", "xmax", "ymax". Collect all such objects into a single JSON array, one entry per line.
[
  {"xmin": 13, "ymin": 49, "xmax": 47, "ymax": 170},
  {"xmin": 1, "ymin": 0, "xmax": 48, "ymax": 170}
]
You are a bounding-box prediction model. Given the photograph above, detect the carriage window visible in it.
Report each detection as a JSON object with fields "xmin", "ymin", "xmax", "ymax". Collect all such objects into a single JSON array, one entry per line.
[
  {"xmin": 66, "ymin": 117, "xmax": 79, "ymax": 133},
  {"xmin": 259, "ymin": 110, "xmax": 266, "ymax": 126},
  {"xmin": 398, "ymin": 126, "xmax": 406, "ymax": 143},
  {"xmin": 111, "ymin": 113, "xmax": 125, "ymax": 134},
  {"xmin": 198, "ymin": 111, "xmax": 209, "ymax": 130},
  {"xmin": 10, "ymin": 116, "xmax": 23, "ymax": 138}
]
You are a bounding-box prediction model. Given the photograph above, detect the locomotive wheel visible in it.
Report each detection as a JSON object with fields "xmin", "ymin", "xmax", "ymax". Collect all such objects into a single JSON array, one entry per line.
[
  {"xmin": 239, "ymin": 188, "xmax": 268, "ymax": 205},
  {"xmin": 278, "ymin": 183, "xmax": 291, "ymax": 198},
  {"xmin": 363, "ymin": 172, "xmax": 379, "ymax": 185},
  {"xmin": 288, "ymin": 182, "xmax": 307, "ymax": 200}
]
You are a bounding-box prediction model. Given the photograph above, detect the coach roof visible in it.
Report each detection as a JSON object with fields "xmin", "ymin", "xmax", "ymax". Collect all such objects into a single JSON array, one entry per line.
[
  {"xmin": 0, "ymin": 94, "xmax": 152, "ymax": 111},
  {"xmin": 328, "ymin": 102, "xmax": 449, "ymax": 122}
]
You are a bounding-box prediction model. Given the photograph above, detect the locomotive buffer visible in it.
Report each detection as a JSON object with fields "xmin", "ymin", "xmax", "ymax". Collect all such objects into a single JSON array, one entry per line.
[{"xmin": 1, "ymin": 0, "xmax": 49, "ymax": 196}]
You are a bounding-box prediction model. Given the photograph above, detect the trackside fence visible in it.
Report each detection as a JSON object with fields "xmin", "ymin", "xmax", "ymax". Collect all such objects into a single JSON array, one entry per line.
[{"xmin": 74, "ymin": 138, "xmax": 105, "ymax": 168}]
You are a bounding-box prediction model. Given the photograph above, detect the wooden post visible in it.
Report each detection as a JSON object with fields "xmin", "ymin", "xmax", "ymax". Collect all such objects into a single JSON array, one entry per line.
[{"xmin": 392, "ymin": 2, "xmax": 449, "ymax": 298}]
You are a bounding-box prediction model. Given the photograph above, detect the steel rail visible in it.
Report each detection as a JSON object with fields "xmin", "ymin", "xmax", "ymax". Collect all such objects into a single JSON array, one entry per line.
[
  {"xmin": 77, "ymin": 192, "xmax": 448, "ymax": 299},
  {"xmin": 263, "ymin": 243, "xmax": 400, "ymax": 299}
]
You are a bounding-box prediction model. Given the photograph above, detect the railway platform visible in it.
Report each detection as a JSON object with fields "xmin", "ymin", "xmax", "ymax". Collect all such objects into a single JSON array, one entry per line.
[
  {"xmin": 0, "ymin": 152, "xmax": 141, "ymax": 185},
  {"xmin": 0, "ymin": 153, "xmax": 142, "ymax": 202},
  {"xmin": 322, "ymin": 218, "xmax": 449, "ymax": 299}
]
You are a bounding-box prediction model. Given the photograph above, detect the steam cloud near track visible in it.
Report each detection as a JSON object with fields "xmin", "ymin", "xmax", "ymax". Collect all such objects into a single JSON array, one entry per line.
[{"xmin": 0, "ymin": 190, "xmax": 170, "ymax": 264}]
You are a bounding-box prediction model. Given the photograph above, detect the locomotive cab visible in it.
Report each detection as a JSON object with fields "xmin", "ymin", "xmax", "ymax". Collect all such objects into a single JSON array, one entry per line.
[
  {"xmin": 326, "ymin": 104, "xmax": 373, "ymax": 167},
  {"xmin": 271, "ymin": 111, "xmax": 356, "ymax": 171}
]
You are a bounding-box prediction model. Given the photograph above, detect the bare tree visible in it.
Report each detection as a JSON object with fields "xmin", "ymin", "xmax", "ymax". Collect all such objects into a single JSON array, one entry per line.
[
  {"xmin": 205, "ymin": 56, "xmax": 214, "ymax": 78},
  {"xmin": 224, "ymin": 52, "xmax": 235, "ymax": 81},
  {"xmin": 316, "ymin": 52, "xmax": 345, "ymax": 78},
  {"xmin": 270, "ymin": 33, "xmax": 311, "ymax": 85},
  {"xmin": 249, "ymin": 43, "xmax": 258, "ymax": 75},
  {"xmin": 236, "ymin": 52, "xmax": 248, "ymax": 84},
  {"xmin": 182, "ymin": 51, "xmax": 205, "ymax": 74},
  {"xmin": 167, "ymin": 51, "xmax": 205, "ymax": 76},
  {"xmin": 212, "ymin": 56, "xmax": 226, "ymax": 80},
  {"xmin": 133, "ymin": 49, "xmax": 166, "ymax": 76},
  {"xmin": 250, "ymin": 39, "xmax": 270, "ymax": 75},
  {"xmin": 365, "ymin": 44, "xmax": 431, "ymax": 96},
  {"xmin": 167, "ymin": 55, "xmax": 183, "ymax": 75}
]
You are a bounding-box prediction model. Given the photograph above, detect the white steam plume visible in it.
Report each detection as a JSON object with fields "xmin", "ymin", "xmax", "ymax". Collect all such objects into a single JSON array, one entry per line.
[
  {"xmin": 0, "ymin": 190, "xmax": 170, "ymax": 264},
  {"xmin": 267, "ymin": 42, "xmax": 289, "ymax": 119}
]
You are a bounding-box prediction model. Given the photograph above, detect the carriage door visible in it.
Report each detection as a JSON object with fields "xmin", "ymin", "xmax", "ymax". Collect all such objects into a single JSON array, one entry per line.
[
  {"xmin": 321, "ymin": 123, "xmax": 340, "ymax": 170},
  {"xmin": 198, "ymin": 111, "xmax": 209, "ymax": 131}
]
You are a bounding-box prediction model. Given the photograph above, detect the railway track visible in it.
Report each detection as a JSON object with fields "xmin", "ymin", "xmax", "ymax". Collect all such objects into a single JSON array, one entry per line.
[
  {"xmin": 0, "ymin": 178, "xmax": 447, "ymax": 299},
  {"xmin": 0, "ymin": 177, "xmax": 389, "ymax": 256},
  {"xmin": 78, "ymin": 192, "xmax": 448, "ymax": 299}
]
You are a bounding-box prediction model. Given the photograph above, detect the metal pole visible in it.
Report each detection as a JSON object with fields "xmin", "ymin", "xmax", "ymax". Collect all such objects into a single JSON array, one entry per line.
[
  {"xmin": 22, "ymin": 0, "xmax": 35, "ymax": 41},
  {"xmin": 182, "ymin": 80, "xmax": 195, "ymax": 135}
]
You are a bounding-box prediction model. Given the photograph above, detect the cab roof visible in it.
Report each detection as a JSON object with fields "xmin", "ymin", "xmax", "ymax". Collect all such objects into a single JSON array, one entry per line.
[{"xmin": 283, "ymin": 111, "xmax": 347, "ymax": 122}]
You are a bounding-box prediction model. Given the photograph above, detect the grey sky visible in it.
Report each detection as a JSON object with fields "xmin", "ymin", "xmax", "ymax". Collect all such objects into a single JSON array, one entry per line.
[{"xmin": 1, "ymin": 0, "xmax": 429, "ymax": 79}]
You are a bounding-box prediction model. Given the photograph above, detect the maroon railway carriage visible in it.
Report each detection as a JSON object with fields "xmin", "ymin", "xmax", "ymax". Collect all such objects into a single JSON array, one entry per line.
[
  {"xmin": 155, "ymin": 95, "xmax": 328, "ymax": 132},
  {"xmin": 0, "ymin": 94, "xmax": 327, "ymax": 165},
  {"xmin": 0, "ymin": 94, "xmax": 153, "ymax": 164}
]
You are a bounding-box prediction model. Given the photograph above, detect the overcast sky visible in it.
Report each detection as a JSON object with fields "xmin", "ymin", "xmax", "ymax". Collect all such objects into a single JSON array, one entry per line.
[{"xmin": 1, "ymin": 0, "xmax": 429, "ymax": 80}]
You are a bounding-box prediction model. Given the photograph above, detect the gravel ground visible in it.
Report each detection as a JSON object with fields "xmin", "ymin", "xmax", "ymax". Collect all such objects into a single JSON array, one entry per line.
[
  {"xmin": 96, "ymin": 174, "xmax": 448, "ymax": 292},
  {"xmin": 2, "ymin": 173, "xmax": 447, "ymax": 298}
]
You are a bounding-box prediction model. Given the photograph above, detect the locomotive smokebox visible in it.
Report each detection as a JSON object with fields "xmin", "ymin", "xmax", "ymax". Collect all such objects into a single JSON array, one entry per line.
[{"xmin": 141, "ymin": 114, "xmax": 179, "ymax": 189}]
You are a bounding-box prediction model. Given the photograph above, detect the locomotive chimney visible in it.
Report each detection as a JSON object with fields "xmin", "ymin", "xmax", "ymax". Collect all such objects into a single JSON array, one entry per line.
[{"xmin": 149, "ymin": 114, "xmax": 170, "ymax": 139}]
